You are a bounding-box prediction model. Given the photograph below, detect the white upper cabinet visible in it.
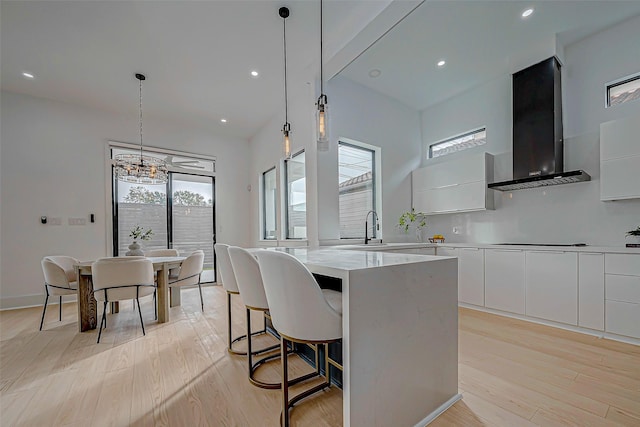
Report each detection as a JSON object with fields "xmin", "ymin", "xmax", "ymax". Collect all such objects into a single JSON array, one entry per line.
[
  {"xmin": 412, "ymin": 153, "xmax": 494, "ymax": 214},
  {"xmin": 600, "ymin": 115, "xmax": 640, "ymax": 201}
]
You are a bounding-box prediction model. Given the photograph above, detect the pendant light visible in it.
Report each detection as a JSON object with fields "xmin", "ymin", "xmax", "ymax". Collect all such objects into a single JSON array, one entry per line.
[
  {"xmin": 279, "ymin": 7, "xmax": 292, "ymax": 159},
  {"xmin": 316, "ymin": 0, "xmax": 329, "ymax": 152},
  {"xmin": 114, "ymin": 73, "xmax": 168, "ymax": 185}
]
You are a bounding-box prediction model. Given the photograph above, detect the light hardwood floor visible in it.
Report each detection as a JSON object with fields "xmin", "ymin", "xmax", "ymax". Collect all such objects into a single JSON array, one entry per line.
[{"xmin": 1, "ymin": 285, "xmax": 639, "ymax": 426}]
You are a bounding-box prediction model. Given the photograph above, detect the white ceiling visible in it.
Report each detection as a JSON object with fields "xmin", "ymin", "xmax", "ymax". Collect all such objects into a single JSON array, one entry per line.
[
  {"xmin": 338, "ymin": 1, "xmax": 640, "ymax": 111},
  {"xmin": 0, "ymin": 0, "xmax": 389, "ymax": 140}
]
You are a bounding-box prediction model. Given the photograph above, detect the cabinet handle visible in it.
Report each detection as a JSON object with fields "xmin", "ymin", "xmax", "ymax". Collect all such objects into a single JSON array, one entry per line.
[
  {"xmin": 461, "ymin": 248, "xmax": 480, "ymax": 251},
  {"xmin": 433, "ymin": 183, "xmax": 459, "ymax": 189},
  {"xmin": 492, "ymin": 249, "xmax": 522, "ymax": 252},
  {"xmin": 581, "ymin": 252, "xmax": 603, "ymax": 256},
  {"xmin": 529, "ymin": 250, "xmax": 565, "ymax": 254}
]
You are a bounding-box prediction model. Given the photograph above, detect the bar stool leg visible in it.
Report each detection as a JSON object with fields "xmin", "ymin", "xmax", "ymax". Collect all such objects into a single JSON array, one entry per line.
[{"xmin": 281, "ymin": 336, "xmax": 290, "ymax": 427}]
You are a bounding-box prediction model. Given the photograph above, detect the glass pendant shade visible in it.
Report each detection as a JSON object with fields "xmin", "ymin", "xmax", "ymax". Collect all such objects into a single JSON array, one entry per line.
[
  {"xmin": 282, "ymin": 122, "xmax": 292, "ymax": 159},
  {"xmin": 316, "ymin": 93, "xmax": 329, "ymax": 152},
  {"xmin": 114, "ymin": 73, "xmax": 168, "ymax": 185}
]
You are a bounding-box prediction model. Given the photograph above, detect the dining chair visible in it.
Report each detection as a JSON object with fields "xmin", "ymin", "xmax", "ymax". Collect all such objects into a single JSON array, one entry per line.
[
  {"xmin": 91, "ymin": 257, "xmax": 155, "ymax": 343},
  {"xmin": 168, "ymin": 250, "xmax": 205, "ymax": 310},
  {"xmin": 255, "ymin": 250, "xmax": 342, "ymax": 427},
  {"xmin": 145, "ymin": 248, "xmax": 179, "ymax": 257},
  {"xmin": 40, "ymin": 256, "xmax": 79, "ymax": 330}
]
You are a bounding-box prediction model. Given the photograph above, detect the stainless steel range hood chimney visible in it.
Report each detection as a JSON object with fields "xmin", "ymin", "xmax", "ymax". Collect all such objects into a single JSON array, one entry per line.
[{"xmin": 488, "ymin": 57, "xmax": 590, "ymax": 191}]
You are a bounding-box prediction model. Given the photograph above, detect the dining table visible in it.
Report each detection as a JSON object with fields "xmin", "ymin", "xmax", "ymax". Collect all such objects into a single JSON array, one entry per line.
[{"xmin": 74, "ymin": 256, "xmax": 186, "ymax": 332}]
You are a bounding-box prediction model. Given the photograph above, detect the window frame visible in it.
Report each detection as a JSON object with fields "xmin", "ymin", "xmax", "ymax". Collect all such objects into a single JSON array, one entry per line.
[
  {"xmin": 428, "ymin": 127, "xmax": 487, "ymax": 159},
  {"xmin": 338, "ymin": 139, "xmax": 381, "ymax": 240},
  {"xmin": 284, "ymin": 149, "xmax": 306, "ymax": 240},
  {"xmin": 261, "ymin": 166, "xmax": 277, "ymax": 241},
  {"xmin": 605, "ymin": 72, "xmax": 640, "ymax": 108}
]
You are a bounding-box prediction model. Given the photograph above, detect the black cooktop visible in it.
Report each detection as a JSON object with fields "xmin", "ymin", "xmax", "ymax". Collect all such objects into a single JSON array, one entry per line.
[{"xmin": 498, "ymin": 243, "xmax": 588, "ymax": 247}]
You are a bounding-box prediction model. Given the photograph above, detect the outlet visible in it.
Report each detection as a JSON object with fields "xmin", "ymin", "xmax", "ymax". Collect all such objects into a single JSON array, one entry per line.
[
  {"xmin": 68, "ymin": 217, "xmax": 86, "ymax": 226},
  {"xmin": 452, "ymin": 227, "xmax": 461, "ymax": 235}
]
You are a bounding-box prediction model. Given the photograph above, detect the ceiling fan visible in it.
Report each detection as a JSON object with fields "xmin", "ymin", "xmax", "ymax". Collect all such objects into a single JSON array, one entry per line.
[{"xmin": 164, "ymin": 155, "xmax": 205, "ymax": 169}]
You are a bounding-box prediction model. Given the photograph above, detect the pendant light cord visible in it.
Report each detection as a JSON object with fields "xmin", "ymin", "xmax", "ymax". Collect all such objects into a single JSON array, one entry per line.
[
  {"xmin": 283, "ymin": 13, "xmax": 289, "ymax": 124},
  {"xmin": 139, "ymin": 77, "xmax": 143, "ymax": 160},
  {"xmin": 320, "ymin": 0, "xmax": 323, "ymax": 95}
]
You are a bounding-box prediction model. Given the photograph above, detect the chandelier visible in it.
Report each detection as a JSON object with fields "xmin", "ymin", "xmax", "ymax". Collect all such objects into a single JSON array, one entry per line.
[{"xmin": 114, "ymin": 73, "xmax": 168, "ymax": 185}]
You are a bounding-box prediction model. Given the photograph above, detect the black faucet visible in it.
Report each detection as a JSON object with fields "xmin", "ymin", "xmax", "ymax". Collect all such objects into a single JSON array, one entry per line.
[{"xmin": 364, "ymin": 210, "xmax": 379, "ymax": 244}]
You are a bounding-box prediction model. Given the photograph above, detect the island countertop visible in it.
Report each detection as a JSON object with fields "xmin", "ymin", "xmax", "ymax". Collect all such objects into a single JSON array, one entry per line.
[{"xmin": 258, "ymin": 245, "xmax": 460, "ymax": 426}]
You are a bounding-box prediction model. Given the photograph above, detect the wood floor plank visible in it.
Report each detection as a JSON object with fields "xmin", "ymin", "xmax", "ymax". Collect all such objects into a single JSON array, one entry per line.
[{"xmin": 1, "ymin": 287, "xmax": 638, "ymax": 427}]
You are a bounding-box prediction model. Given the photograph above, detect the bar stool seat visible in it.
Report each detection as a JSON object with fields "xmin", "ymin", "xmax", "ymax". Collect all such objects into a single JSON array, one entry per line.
[
  {"xmin": 215, "ymin": 243, "xmax": 270, "ymax": 355},
  {"xmin": 255, "ymin": 249, "xmax": 342, "ymax": 427},
  {"xmin": 229, "ymin": 246, "xmax": 321, "ymax": 390},
  {"xmin": 321, "ymin": 289, "xmax": 343, "ymax": 315}
]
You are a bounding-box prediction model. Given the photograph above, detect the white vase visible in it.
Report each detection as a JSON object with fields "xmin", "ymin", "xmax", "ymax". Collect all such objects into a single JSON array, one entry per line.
[
  {"xmin": 126, "ymin": 241, "xmax": 144, "ymax": 256},
  {"xmin": 415, "ymin": 227, "xmax": 425, "ymax": 242}
]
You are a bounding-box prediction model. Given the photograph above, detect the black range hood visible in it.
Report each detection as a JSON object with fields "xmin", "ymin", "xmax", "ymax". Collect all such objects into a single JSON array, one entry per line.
[{"xmin": 489, "ymin": 57, "xmax": 590, "ymax": 191}]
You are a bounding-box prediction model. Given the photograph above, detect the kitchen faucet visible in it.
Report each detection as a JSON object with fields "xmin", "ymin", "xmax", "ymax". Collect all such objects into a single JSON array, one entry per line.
[{"xmin": 364, "ymin": 210, "xmax": 379, "ymax": 245}]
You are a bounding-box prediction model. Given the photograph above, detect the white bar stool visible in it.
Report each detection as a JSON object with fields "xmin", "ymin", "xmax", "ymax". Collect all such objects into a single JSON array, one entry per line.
[
  {"xmin": 229, "ymin": 246, "xmax": 321, "ymax": 390},
  {"xmin": 215, "ymin": 243, "xmax": 268, "ymax": 355},
  {"xmin": 255, "ymin": 250, "xmax": 342, "ymax": 427}
]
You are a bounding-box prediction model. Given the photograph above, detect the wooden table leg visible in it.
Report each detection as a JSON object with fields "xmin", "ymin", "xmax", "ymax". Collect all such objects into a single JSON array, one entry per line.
[
  {"xmin": 76, "ymin": 268, "xmax": 97, "ymax": 332},
  {"xmin": 157, "ymin": 264, "xmax": 169, "ymax": 323},
  {"xmin": 170, "ymin": 287, "xmax": 181, "ymax": 307}
]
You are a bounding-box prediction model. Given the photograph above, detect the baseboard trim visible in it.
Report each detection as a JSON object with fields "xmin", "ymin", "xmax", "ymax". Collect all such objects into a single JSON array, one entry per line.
[
  {"xmin": 1, "ymin": 283, "xmax": 221, "ymax": 311},
  {"xmin": 414, "ymin": 393, "xmax": 462, "ymax": 427},
  {"xmin": 0, "ymin": 293, "xmax": 77, "ymax": 311},
  {"xmin": 459, "ymin": 303, "xmax": 640, "ymax": 347}
]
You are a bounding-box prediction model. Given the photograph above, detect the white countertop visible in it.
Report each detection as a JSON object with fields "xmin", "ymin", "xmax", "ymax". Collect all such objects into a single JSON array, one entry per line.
[
  {"xmin": 326, "ymin": 241, "xmax": 640, "ymax": 254},
  {"xmin": 269, "ymin": 247, "xmax": 450, "ymax": 271},
  {"xmin": 437, "ymin": 243, "xmax": 640, "ymax": 254}
]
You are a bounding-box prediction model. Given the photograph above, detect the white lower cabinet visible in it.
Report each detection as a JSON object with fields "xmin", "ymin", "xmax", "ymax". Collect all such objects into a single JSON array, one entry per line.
[
  {"xmin": 578, "ymin": 253, "xmax": 604, "ymax": 330},
  {"xmin": 458, "ymin": 248, "xmax": 484, "ymax": 306},
  {"xmin": 485, "ymin": 249, "xmax": 525, "ymax": 314},
  {"xmin": 525, "ymin": 251, "xmax": 578, "ymax": 325},
  {"xmin": 606, "ymin": 301, "xmax": 640, "ymax": 339}
]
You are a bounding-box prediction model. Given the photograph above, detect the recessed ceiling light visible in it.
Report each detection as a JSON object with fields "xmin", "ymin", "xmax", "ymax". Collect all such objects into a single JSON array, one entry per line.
[
  {"xmin": 251, "ymin": 70, "xmax": 259, "ymax": 77},
  {"xmin": 368, "ymin": 69, "xmax": 381, "ymax": 78},
  {"xmin": 521, "ymin": 8, "xmax": 534, "ymax": 18},
  {"xmin": 437, "ymin": 60, "xmax": 446, "ymax": 67},
  {"xmin": 220, "ymin": 119, "xmax": 227, "ymax": 123},
  {"xmin": 22, "ymin": 72, "xmax": 35, "ymax": 79}
]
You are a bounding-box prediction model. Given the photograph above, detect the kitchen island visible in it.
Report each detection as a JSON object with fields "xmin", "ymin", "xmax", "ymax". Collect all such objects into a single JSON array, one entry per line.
[{"xmin": 272, "ymin": 248, "xmax": 460, "ymax": 427}]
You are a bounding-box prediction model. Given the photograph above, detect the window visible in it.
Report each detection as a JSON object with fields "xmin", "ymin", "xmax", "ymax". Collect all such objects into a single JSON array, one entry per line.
[
  {"xmin": 284, "ymin": 151, "xmax": 306, "ymax": 239},
  {"xmin": 339, "ymin": 142, "xmax": 375, "ymax": 239},
  {"xmin": 607, "ymin": 74, "xmax": 640, "ymax": 107},
  {"xmin": 262, "ymin": 167, "xmax": 277, "ymax": 240},
  {"xmin": 429, "ymin": 128, "xmax": 486, "ymax": 159}
]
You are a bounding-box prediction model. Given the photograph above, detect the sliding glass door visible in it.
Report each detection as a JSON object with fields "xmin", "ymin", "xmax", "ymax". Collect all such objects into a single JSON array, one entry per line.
[
  {"xmin": 170, "ymin": 173, "xmax": 215, "ymax": 282},
  {"xmin": 112, "ymin": 147, "xmax": 216, "ymax": 283}
]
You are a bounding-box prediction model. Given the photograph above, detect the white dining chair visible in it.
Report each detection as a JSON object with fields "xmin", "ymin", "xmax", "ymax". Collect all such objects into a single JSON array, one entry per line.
[
  {"xmin": 254, "ymin": 250, "xmax": 342, "ymax": 427},
  {"xmin": 168, "ymin": 250, "xmax": 205, "ymax": 310},
  {"xmin": 145, "ymin": 248, "xmax": 179, "ymax": 257},
  {"xmin": 91, "ymin": 257, "xmax": 155, "ymax": 343},
  {"xmin": 40, "ymin": 256, "xmax": 79, "ymax": 330}
]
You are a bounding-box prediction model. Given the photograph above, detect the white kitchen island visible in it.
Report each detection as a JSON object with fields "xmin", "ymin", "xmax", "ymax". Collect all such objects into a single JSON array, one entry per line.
[{"xmin": 272, "ymin": 248, "xmax": 460, "ymax": 427}]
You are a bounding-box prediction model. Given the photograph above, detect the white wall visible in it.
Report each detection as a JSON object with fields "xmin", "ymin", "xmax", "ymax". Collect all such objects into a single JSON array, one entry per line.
[
  {"xmin": 0, "ymin": 91, "xmax": 251, "ymax": 308},
  {"xmin": 318, "ymin": 76, "xmax": 422, "ymax": 243},
  {"xmin": 419, "ymin": 16, "xmax": 640, "ymax": 246}
]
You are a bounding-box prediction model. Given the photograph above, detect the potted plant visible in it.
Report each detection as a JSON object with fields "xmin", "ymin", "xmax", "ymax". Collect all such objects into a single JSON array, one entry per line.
[
  {"xmin": 626, "ymin": 225, "xmax": 640, "ymax": 247},
  {"xmin": 398, "ymin": 209, "xmax": 428, "ymax": 242},
  {"xmin": 126, "ymin": 225, "xmax": 153, "ymax": 256}
]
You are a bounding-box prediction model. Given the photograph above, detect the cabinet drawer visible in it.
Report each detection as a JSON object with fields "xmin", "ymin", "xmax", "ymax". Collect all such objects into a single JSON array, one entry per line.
[
  {"xmin": 605, "ymin": 300, "xmax": 640, "ymax": 339},
  {"xmin": 606, "ymin": 274, "xmax": 640, "ymax": 304},
  {"xmin": 605, "ymin": 254, "xmax": 640, "ymax": 276}
]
